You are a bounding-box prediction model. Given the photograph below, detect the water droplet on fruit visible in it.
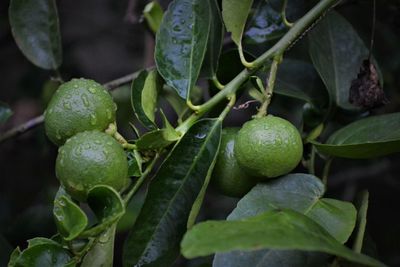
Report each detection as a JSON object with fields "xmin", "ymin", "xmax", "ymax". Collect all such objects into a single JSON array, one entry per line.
[
  {"xmin": 81, "ymin": 94, "xmax": 90, "ymax": 107},
  {"xmin": 113, "ymin": 103, "xmax": 117, "ymax": 111},
  {"xmin": 88, "ymin": 87, "xmax": 96, "ymax": 93},
  {"xmin": 107, "ymin": 141, "xmax": 113, "ymax": 146},
  {"xmin": 63, "ymin": 102, "xmax": 71, "ymax": 110},
  {"xmin": 56, "ymin": 131, "xmax": 62, "ymax": 140},
  {"xmin": 106, "ymin": 109, "xmax": 112, "ymax": 120},
  {"xmin": 195, "ymin": 133, "xmax": 206, "ymax": 139},
  {"xmin": 47, "ymin": 108, "xmax": 53, "ymax": 114},
  {"xmin": 90, "ymin": 114, "xmax": 97, "ymax": 125}
]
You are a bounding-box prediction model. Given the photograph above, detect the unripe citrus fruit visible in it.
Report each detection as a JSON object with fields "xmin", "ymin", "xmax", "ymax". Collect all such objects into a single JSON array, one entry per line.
[
  {"xmin": 212, "ymin": 128, "xmax": 257, "ymax": 198},
  {"xmin": 44, "ymin": 78, "xmax": 117, "ymax": 146},
  {"xmin": 234, "ymin": 115, "xmax": 303, "ymax": 178},
  {"xmin": 56, "ymin": 131, "xmax": 129, "ymax": 201}
]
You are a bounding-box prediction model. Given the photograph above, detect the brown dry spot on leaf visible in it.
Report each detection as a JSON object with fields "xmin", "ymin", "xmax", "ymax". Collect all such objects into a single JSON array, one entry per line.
[{"xmin": 349, "ymin": 59, "xmax": 387, "ymax": 109}]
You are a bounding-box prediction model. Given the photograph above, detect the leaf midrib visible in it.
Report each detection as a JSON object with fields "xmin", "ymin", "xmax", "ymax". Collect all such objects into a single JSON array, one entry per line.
[{"xmin": 138, "ymin": 120, "xmax": 220, "ymax": 262}]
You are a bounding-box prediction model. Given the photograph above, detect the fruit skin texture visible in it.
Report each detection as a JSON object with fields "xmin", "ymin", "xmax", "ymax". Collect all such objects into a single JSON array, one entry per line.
[
  {"xmin": 212, "ymin": 128, "xmax": 257, "ymax": 198},
  {"xmin": 234, "ymin": 115, "xmax": 303, "ymax": 178},
  {"xmin": 44, "ymin": 78, "xmax": 117, "ymax": 146},
  {"xmin": 56, "ymin": 131, "xmax": 129, "ymax": 202}
]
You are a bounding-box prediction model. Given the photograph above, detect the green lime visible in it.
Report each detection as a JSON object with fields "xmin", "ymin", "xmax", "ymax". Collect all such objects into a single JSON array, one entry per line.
[
  {"xmin": 44, "ymin": 78, "xmax": 117, "ymax": 146},
  {"xmin": 212, "ymin": 128, "xmax": 257, "ymax": 198},
  {"xmin": 56, "ymin": 131, "xmax": 129, "ymax": 201},
  {"xmin": 234, "ymin": 115, "xmax": 303, "ymax": 178}
]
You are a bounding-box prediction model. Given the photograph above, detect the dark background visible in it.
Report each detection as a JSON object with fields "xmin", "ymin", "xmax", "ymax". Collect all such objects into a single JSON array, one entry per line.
[{"xmin": 1, "ymin": 0, "xmax": 400, "ymax": 266}]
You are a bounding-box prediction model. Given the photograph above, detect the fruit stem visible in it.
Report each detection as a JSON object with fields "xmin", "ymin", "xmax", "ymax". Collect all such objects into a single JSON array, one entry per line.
[
  {"xmin": 123, "ymin": 153, "xmax": 159, "ymax": 204},
  {"xmin": 255, "ymin": 55, "xmax": 282, "ymax": 118}
]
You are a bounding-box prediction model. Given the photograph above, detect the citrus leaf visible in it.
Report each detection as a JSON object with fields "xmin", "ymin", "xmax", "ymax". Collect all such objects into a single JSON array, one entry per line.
[
  {"xmin": 182, "ymin": 210, "xmax": 385, "ymax": 267},
  {"xmin": 143, "ymin": 1, "xmax": 164, "ymax": 34},
  {"xmin": 13, "ymin": 244, "xmax": 74, "ymax": 267},
  {"xmin": 135, "ymin": 128, "xmax": 180, "ymax": 151},
  {"xmin": 53, "ymin": 188, "xmax": 88, "ymax": 241},
  {"xmin": 222, "ymin": 0, "xmax": 254, "ymax": 45},
  {"xmin": 81, "ymin": 225, "xmax": 116, "ymax": 267},
  {"xmin": 7, "ymin": 247, "xmax": 21, "ymax": 267},
  {"xmin": 155, "ymin": 0, "xmax": 211, "ymax": 99},
  {"xmin": 275, "ymin": 59, "xmax": 326, "ymax": 105},
  {"xmin": 312, "ymin": 112, "xmax": 400, "ymax": 158},
  {"xmin": 213, "ymin": 173, "xmax": 356, "ymax": 267},
  {"xmin": 80, "ymin": 185, "xmax": 125, "ymax": 238},
  {"xmin": 308, "ymin": 11, "xmax": 372, "ymax": 110},
  {"xmin": 0, "ymin": 102, "xmax": 12, "ymax": 125},
  {"xmin": 127, "ymin": 151, "xmax": 142, "ymax": 177},
  {"xmin": 243, "ymin": 0, "xmax": 286, "ymax": 45},
  {"xmin": 131, "ymin": 69, "xmax": 161, "ymax": 130},
  {"xmin": 9, "ymin": 0, "xmax": 62, "ymax": 70},
  {"xmin": 201, "ymin": 0, "xmax": 224, "ymax": 79},
  {"xmin": 123, "ymin": 119, "xmax": 222, "ymax": 266},
  {"xmin": 228, "ymin": 174, "xmax": 356, "ymax": 243},
  {"xmin": 27, "ymin": 238, "xmax": 59, "ymax": 248}
]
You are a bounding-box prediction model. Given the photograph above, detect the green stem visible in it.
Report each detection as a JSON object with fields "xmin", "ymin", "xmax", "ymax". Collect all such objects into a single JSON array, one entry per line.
[
  {"xmin": 194, "ymin": 0, "xmax": 338, "ymax": 115},
  {"xmin": 281, "ymin": 0, "xmax": 294, "ymax": 27},
  {"xmin": 123, "ymin": 154, "xmax": 159, "ymax": 204},
  {"xmin": 322, "ymin": 158, "xmax": 333, "ymax": 186},
  {"xmin": 353, "ymin": 190, "xmax": 369, "ymax": 253},
  {"xmin": 309, "ymin": 146, "xmax": 316, "ymax": 175},
  {"xmin": 212, "ymin": 75, "xmax": 225, "ymax": 90},
  {"xmin": 255, "ymin": 55, "xmax": 281, "ymax": 118}
]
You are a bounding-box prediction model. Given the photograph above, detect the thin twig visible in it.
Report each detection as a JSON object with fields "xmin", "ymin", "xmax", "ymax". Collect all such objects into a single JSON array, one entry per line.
[{"xmin": 0, "ymin": 70, "xmax": 145, "ymax": 144}]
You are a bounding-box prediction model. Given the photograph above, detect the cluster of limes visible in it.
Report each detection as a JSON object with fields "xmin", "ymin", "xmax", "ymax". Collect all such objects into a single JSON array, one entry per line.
[
  {"xmin": 44, "ymin": 78, "xmax": 129, "ymax": 202},
  {"xmin": 212, "ymin": 116, "xmax": 303, "ymax": 197}
]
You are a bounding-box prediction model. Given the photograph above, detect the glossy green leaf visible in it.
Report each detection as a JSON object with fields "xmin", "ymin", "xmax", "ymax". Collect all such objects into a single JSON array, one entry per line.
[
  {"xmin": 275, "ymin": 59, "xmax": 327, "ymax": 105},
  {"xmin": 0, "ymin": 102, "xmax": 13, "ymax": 125},
  {"xmin": 135, "ymin": 128, "xmax": 180, "ymax": 151},
  {"xmin": 27, "ymin": 238, "xmax": 59, "ymax": 248},
  {"xmin": 13, "ymin": 244, "xmax": 73, "ymax": 267},
  {"xmin": 244, "ymin": 0, "xmax": 286, "ymax": 45},
  {"xmin": 9, "ymin": 0, "xmax": 62, "ymax": 69},
  {"xmin": 81, "ymin": 225, "xmax": 116, "ymax": 267},
  {"xmin": 222, "ymin": 0, "xmax": 253, "ymax": 45},
  {"xmin": 127, "ymin": 151, "xmax": 142, "ymax": 177},
  {"xmin": 313, "ymin": 112, "xmax": 400, "ymax": 159},
  {"xmin": 143, "ymin": 1, "xmax": 164, "ymax": 34},
  {"xmin": 131, "ymin": 69, "xmax": 161, "ymax": 130},
  {"xmin": 80, "ymin": 185, "xmax": 125, "ymax": 238},
  {"xmin": 123, "ymin": 119, "xmax": 222, "ymax": 267},
  {"xmin": 201, "ymin": 0, "xmax": 224, "ymax": 79},
  {"xmin": 182, "ymin": 210, "xmax": 385, "ymax": 267},
  {"xmin": 308, "ymin": 11, "xmax": 371, "ymax": 110},
  {"xmin": 213, "ymin": 173, "xmax": 357, "ymax": 267},
  {"xmin": 155, "ymin": 0, "xmax": 211, "ymax": 99},
  {"xmin": 53, "ymin": 188, "xmax": 88, "ymax": 241},
  {"xmin": 8, "ymin": 247, "xmax": 21, "ymax": 267}
]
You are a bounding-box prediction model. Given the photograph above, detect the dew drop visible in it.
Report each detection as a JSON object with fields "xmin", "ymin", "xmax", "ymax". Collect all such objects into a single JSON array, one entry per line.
[
  {"xmin": 88, "ymin": 87, "xmax": 96, "ymax": 93},
  {"xmin": 107, "ymin": 141, "xmax": 113, "ymax": 146},
  {"xmin": 81, "ymin": 94, "xmax": 90, "ymax": 107},
  {"xmin": 90, "ymin": 114, "xmax": 97, "ymax": 125},
  {"xmin": 63, "ymin": 102, "xmax": 71, "ymax": 110},
  {"xmin": 56, "ymin": 130, "xmax": 62, "ymax": 140},
  {"xmin": 47, "ymin": 108, "xmax": 53, "ymax": 114},
  {"xmin": 106, "ymin": 109, "xmax": 112, "ymax": 120}
]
